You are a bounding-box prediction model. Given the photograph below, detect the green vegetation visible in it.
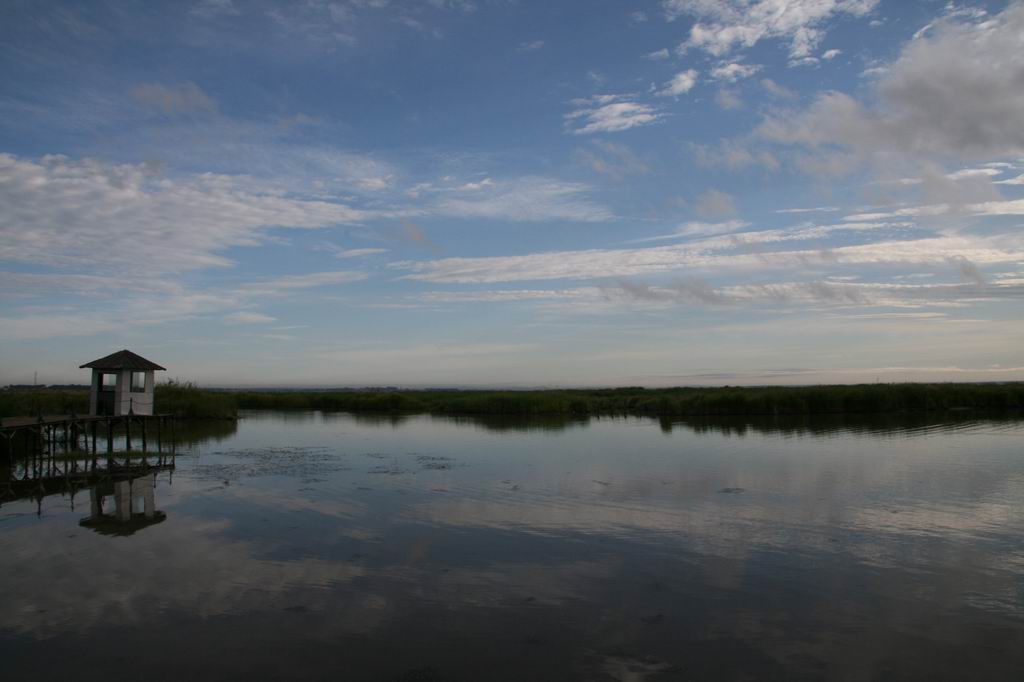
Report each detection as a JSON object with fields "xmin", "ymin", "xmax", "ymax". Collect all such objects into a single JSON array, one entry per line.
[
  {"xmin": 156, "ymin": 380, "xmax": 237, "ymax": 419},
  {"xmin": 0, "ymin": 380, "xmax": 236, "ymax": 419},
  {"xmin": 230, "ymin": 383, "xmax": 1024, "ymax": 417},
  {"xmin": 0, "ymin": 388, "xmax": 88, "ymax": 419},
  {"xmin": 3, "ymin": 382, "xmax": 1022, "ymax": 420}
]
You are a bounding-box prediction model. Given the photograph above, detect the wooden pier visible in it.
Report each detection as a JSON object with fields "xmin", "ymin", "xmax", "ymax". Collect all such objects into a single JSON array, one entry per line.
[
  {"xmin": 1, "ymin": 413, "xmax": 176, "ymax": 478},
  {"xmin": 1, "ymin": 413, "xmax": 177, "ymax": 518}
]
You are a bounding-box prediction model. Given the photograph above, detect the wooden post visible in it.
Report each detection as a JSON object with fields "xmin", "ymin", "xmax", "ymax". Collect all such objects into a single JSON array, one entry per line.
[
  {"xmin": 91, "ymin": 421, "xmax": 98, "ymax": 471},
  {"xmin": 141, "ymin": 417, "xmax": 148, "ymax": 464},
  {"xmin": 156, "ymin": 417, "xmax": 163, "ymax": 466},
  {"xmin": 106, "ymin": 419, "xmax": 114, "ymax": 469},
  {"xmin": 125, "ymin": 415, "xmax": 132, "ymax": 455}
]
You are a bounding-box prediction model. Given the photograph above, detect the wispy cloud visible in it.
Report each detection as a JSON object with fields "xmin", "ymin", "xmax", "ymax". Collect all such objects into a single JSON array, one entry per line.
[
  {"xmin": 0, "ymin": 153, "xmax": 367, "ymax": 274},
  {"xmin": 565, "ymin": 95, "xmax": 664, "ymax": 134},
  {"xmin": 225, "ymin": 311, "xmax": 277, "ymax": 324},
  {"xmin": 628, "ymin": 220, "xmax": 751, "ymax": 243},
  {"xmin": 657, "ymin": 69, "xmax": 699, "ymax": 97},
  {"xmin": 237, "ymin": 271, "xmax": 367, "ymax": 296},
  {"xmin": 428, "ymin": 176, "xmax": 614, "ymax": 222},
  {"xmin": 336, "ymin": 248, "xmax": 388, "ymax": 258},
  {"xmin": 516, "ymin": 39, "xmax": 544, "ymax": 52},
  {"xmin": 390, "ymin": 230, "xmax": 1024, "ymax": 285},
  {"xmin": 710, "ymin": 62, "xmax": 761, "ymax": 82}
]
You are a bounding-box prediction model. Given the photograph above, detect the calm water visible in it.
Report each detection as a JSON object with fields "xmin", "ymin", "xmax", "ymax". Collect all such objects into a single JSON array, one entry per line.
[{"xmin": 1, "ymin": 411, "xmax": 1023, "ymax": 681}]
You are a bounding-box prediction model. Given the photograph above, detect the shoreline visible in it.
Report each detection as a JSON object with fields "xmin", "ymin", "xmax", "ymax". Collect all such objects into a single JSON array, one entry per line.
[{"xmin": 4, "ymin": 382, "xmax": 1022, "ymax": 420}]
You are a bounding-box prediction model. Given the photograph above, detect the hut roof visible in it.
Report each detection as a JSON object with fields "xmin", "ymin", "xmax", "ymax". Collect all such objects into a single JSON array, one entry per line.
[{"xmin": 80, "ymin": 349, "xmax": 166, "ymax": 371}]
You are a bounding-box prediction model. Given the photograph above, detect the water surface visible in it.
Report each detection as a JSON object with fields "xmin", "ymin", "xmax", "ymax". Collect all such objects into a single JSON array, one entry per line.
[{"xmin": 2, "ymin": 411, "xmax": 1023, "ymax": 680}]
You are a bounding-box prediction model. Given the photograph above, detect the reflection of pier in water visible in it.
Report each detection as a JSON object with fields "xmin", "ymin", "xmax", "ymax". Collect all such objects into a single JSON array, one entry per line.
[
  {"xmin": 1, "ymin": 460, "xmax": 174, "ymax": 529},
  {"xmin": 1, "ymin": 416, "xmax": 175, "ymax": 524}
]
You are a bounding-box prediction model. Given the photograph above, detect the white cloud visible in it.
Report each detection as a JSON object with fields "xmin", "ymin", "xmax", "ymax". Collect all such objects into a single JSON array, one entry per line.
[
  {"xmin": 657, "ymin": 69, "xmax": 699, "ymax": 96},
  {"xmin": 995, "ymin": 173, "xmax": 1024, "ymax": 186},
  {"xmin": 758, "ymin": 4, "xmax": 1024, "ymax": 166},
  {"xmin": 418, "ymin": 288, "xmax": 603, "ymax": 303},
  {"xmin": 665, "ymin": 0, "xmax": 879, "ymax": 60},
  {"xmin": 822, "ymin": 48, "xmax": 842, "ymax": 60},
  {"xmin": 0, "ymin": 153, "xmax": 367, "ymax": 275},
  {"xmin": 0, "ymin": 266, "xmax": 369, "ymax": 340},
  {"xmin": 225, "ymin": 311, "xmax": 277, "ymax": 324},
  {"xmin": 644, "ymin": 48, "xmax": 670, "ymax": 60},
  {"xmin": 565, "ymin": 96, "xmax": 664, "ymax": 134},
  {"xmin": 710, "ymin": 62, "xmax": 761, "ymax": 82},
  {"xmin": 390, "ymin": 228, "xmax": 1024, "ymax": 285},
  {"xmin": 629, "ymin": 219, "xmax": 751, "ymax": 243},
  {"xmin": 516, "ymin": 39, "xmax": 544, "ymax": 52},
  {"xmin": 458, "ymin": 178, "xmax": 495, "ymax": 190},
  {"xmin": 776, "ymin": 206, "xmax": 841, "ymax": 214},
  {"xmin": 238, "ymin": 271, "xmax": 368, "ymax": 296},
  {"xmin": 336, "ymin": 248, "xmax": 388, "ymax": 258},
  {"xmin": 842, "ymin": 198, "xmax": 1024, "ymax": 222}
]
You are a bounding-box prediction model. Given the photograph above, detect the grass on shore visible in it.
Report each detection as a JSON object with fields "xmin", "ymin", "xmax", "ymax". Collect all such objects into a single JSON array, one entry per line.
[
  {"xmin": 3, "ymin": 382, "xmax": 1022, "ymax": 420},
  {"xmin": 230, "ymin": 383, "xmax": 1024, "ymax": 417},
  {"xmin": 0, "ymin": 380, "xmax": 236, "ymax": 420}
]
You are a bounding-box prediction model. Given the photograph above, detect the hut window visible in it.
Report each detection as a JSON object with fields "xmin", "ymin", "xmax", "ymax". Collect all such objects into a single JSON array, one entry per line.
[
  {"xmin": 101, "ymin": 373, "xmax": 117, "ymax": 390},
  {"xmin": 131, "ymin": 372, "xmax": 146, "ymax": 392}
]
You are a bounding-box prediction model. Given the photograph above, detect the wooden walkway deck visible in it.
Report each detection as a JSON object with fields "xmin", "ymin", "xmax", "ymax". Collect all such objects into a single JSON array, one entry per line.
[
  {"xmin": 1, "ymin": 413, "xmax": 172, "ymax": 430},
  {"xmin": 1, "ymin": 413, "xmax": 177, "ymax": 464}
]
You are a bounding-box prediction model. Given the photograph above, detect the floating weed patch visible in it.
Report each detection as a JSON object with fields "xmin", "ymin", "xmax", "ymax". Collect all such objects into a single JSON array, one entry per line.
[
  {"xmin": 193, "ymin": 446, "xmax": 347, "ymax": 480},
  {"xmin": 368, "ymin": 464, "xmax": 407, "ymax": 475},
  {"xmin": 415, "ymin": 454, "xmax": 457, "ymax": 470}
]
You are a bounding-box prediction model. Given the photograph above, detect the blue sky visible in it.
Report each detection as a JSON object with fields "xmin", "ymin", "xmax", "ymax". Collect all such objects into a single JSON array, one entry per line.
[{"xmin": 1, "ymin": 0, "xmax": 1023, "ymax": 387}]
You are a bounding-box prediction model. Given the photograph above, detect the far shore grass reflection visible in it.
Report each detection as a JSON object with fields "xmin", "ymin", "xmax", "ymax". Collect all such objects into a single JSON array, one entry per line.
[{"xmin": 238, "ymin": 407, "xmax": 1022, "ymax": 438}]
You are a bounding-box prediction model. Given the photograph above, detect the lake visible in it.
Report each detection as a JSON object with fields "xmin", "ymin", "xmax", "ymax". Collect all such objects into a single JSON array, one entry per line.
[{"xmin": 1, "ymin": 410, "xmax": 1023, "ymax": 680}]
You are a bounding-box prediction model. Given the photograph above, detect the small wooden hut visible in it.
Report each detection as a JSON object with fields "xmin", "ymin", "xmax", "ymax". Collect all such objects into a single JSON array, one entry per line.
[{"xmin": 81, "ymin": 349, "xmax": 166, "ymax": 416}]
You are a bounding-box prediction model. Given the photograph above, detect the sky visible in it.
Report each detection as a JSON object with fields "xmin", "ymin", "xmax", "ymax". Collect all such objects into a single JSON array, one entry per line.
[{"xmin": 1, "ymin": 0, "xmax": 1023, "ymax": 387}]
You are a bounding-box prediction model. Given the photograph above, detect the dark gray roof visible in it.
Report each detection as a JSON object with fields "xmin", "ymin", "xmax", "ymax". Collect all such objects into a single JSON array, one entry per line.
[{"xmin": 80, "ymin": 350, "xmax": 166, "ymax": 371}]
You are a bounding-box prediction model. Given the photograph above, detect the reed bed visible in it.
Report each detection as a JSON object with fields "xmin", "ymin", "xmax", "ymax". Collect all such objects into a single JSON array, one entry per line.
[{"xmin": 3, "ymin": 382, "xmax": 1021, "ymax": 420}]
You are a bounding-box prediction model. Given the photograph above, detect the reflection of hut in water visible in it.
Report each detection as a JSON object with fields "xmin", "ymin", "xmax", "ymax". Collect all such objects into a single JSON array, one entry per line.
[{"xmin": 79, "ymin": 472, "xmax": 166, "ymax": 536}]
